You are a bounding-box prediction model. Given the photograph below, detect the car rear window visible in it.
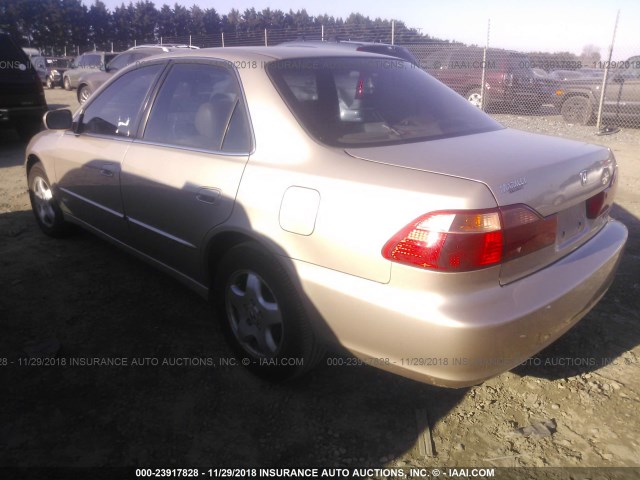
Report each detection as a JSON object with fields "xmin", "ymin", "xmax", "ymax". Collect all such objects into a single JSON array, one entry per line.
[{"xmin": 267, "ymin": 57, "xmax": 502, "ymax": 147}]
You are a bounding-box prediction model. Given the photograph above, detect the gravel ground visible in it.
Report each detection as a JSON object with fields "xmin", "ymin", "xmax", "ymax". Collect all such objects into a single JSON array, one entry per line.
[{"xmin": 1, "ymin": 89, "xmax": 639, "ymax": 477}]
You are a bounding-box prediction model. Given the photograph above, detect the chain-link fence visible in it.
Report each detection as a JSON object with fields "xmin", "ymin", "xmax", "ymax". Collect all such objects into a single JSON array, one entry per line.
[{"xmin": 48, "ymin": 17, "xmax": 640, "ymax": 133}]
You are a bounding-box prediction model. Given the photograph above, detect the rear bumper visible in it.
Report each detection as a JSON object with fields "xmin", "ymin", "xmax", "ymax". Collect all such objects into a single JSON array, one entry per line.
[{"xmin": 296, "ymin": 219, "xmax": 627, "ymax": 387}]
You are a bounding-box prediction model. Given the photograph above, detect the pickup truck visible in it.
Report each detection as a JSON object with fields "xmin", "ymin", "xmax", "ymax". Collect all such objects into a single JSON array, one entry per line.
[{"xmin": 557, "ymin": 55, "xmax": 640, "ymax": 125}]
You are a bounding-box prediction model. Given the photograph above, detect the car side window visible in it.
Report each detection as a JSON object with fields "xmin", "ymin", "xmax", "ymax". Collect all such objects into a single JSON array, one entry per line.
[
  {"xmin": 81, "ymin": 64, "xmax": 163, "ymax": 138},
  {"xmin": 85, "ymin": 54, "xmax": 101, "ymax": 68},
  {"xmin": 143, "ymin": 62, "xmax": 251, "ymax": 153},
  {"xmin": 107, "ymin": 53, "xmax": 132, "ymax": 72}
]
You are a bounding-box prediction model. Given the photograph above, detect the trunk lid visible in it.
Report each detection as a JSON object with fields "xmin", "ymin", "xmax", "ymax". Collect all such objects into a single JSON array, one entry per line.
[{"xmin": 346, "ymin": 128, "xmax": 616, "ymax": 283}]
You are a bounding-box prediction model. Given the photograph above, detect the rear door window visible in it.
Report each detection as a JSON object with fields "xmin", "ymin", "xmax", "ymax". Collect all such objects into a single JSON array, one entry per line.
[
  {"xmin": 143, "ymin": 62, "xmax": 251, "ymax": 153},
  {"xmin": 84, "ymin": 54, "xmax": 101, "ymax": 68},
  {"xmin": 106, "ymin": 53, "xmax": 133, "ymax": 72}
]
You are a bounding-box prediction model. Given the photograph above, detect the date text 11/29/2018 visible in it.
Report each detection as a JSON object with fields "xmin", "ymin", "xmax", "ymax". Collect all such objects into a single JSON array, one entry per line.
[{"xmin": 135, "ymin": 467, "xmax": 496, "ymax": 478}]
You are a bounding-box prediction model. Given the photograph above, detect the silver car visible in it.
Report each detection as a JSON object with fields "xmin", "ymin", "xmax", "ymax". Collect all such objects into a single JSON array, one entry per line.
[{"xmin": 25, "ymin": 47, "xmax": 627, "ymax": 386}]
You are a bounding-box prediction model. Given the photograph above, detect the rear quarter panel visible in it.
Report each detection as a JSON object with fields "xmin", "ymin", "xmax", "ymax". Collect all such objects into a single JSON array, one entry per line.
[{"xmin": 231, "ymin": 65, "xmax": 498, "ymax": 283}]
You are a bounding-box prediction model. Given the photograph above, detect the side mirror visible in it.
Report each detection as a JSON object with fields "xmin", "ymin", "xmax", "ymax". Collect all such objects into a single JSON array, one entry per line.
[{"xmin": 43, "ymin": 109, "xmax": 73, "ymax": 130}]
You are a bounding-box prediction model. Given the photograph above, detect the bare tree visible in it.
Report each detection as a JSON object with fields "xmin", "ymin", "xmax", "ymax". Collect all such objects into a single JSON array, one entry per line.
[{"xmin": 580, "ymin": 44, "xmax": 601, "ymax": 68}]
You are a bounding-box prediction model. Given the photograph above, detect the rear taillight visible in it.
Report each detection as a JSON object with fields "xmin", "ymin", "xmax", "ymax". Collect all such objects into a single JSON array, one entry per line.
[
  {"xmin": 382, "ymin": 205, "xmax": 557, "ymax": 272},
  {"xmin": 586, "ymin": 167, "xmax": 615, "ymax": 219}
]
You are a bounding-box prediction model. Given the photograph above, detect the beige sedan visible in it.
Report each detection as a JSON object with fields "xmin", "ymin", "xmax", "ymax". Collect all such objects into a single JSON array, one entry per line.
[{"xmin": 25, "ymin": 47, "xmax": 627, "ymax": 386}]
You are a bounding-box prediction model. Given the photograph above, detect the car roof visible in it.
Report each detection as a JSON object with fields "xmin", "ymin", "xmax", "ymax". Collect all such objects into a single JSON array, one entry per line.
[{"xmin": 135, "ymin": 45, "xmax": 413, "ymax": 64}]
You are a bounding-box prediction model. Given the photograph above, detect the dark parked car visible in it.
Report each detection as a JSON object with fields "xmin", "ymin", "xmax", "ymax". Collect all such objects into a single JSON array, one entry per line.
[
  {"xmin": 0, "ymin": 32, "xmax": 47, "ymax": 141},
  {"xmin": 280, "ymin": 39, "xmax": 420, "ymax": 65},
  {"xmin": 63, "ymin": 51, "xmax": 119, "ymax": 91},
  {"xmin": 423, "ymin": 47, "xmax": 559, "ymax": 110},
  {"xmin": 76, "ymin": 45, "xmax": 191, "ymax": 103},
  {"xmin": 557, "ymin": 55, "xmax": 640, "ymax": 125},
  {"xmin": 31, "ymin": 55, "xmax": 73, "ymax": 88}
]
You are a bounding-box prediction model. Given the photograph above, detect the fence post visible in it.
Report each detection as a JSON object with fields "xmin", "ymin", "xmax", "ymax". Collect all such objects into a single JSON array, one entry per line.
[
  {"xmin": 265, "ymin": 28, "xmax": 267, "ymax": 46},
  {"xmin": 391, "ymin": 20, "xmax": 395, "ymax": 45},
  {"xmin": 321, "ymin": 24, "xmax": 324, "ymax": 41},
  {"xmin": 480, "ymin": 19, "xmax": 490, "ymax": 111},
  {"xmin": 222, "ymin": 32, "xmax": 225, "ymax": 47},
  {"xmin": 189, "ymin": 35, "xmax": 192, "ymax": 47},
  {"xmin": 596, "ymin": 10, "xmax": 620, "ymax": 131}
]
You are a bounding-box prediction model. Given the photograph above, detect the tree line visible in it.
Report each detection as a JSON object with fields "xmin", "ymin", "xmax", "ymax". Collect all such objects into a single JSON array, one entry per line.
[{"xmin": 0, "ymin": 0, "xmax": 443, "ymax": 51}]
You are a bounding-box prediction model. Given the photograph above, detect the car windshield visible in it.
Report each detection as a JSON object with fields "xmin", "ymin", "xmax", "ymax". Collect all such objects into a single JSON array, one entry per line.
[
  {"xmin": 48, "ymin": 58, "xmax": 72, "ymax": 68},
  {"xmin": 267, "ymin": 57, "xmax": 502, "ymax": 147}
]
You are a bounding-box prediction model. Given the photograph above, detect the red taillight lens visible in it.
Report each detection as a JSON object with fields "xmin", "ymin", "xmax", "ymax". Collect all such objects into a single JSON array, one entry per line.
[
  {"xmin": 586, "ymin": 168, "xmax": 615, "ymax": 219},
  {"xmin": 382, "ymin": 205, "xmax": 556, "ymax": 272},
  {"xmin": 586, "ymin": 191, "xmax": 606, "ymax": 219},
  {"xmin": 356, "ymin": 79, "xmax": 364, "ymax": 99},
  {"xmin": 501, "ymin": 205, "xmax": 557, "ymax": 261}
]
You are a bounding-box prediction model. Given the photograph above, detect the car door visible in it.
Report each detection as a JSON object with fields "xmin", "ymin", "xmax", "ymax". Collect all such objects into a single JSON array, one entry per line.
[
  {"xmin": 54, "ymin": 63, "xmax": 164, "ymax": 240},
  {"xmin": 66, "ymin": 54, "xmax": 87, "ymax": 87},
  {"xmin": 121, "ymin": 60, "xmax": 252, "ymax": 281},
  {"xmin": 604, "ymin": 59, "xmax": 640, "ymax": 118}
]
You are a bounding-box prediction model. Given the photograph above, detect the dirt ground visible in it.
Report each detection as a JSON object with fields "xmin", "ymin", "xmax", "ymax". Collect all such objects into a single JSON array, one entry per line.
[{"xmin": 1, "ymin": 88, "xmax": 639, "ymax": 477}]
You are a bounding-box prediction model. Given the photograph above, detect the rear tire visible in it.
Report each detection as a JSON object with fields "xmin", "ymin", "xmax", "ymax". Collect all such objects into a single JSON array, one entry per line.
[
  {"xmin": 561, "ymin": 96, "xmax": 593, "ymax": 125},
  {"xmin": 28, "ymin": 162, "xmax": 72, "ymax": 237},
  {"xmin": 45, "ymin": 77, "xmax": 53, "ymax": 89},
  {"xmin": 214, "ymin": 242, "xmax": 323, "ymax": 381}
]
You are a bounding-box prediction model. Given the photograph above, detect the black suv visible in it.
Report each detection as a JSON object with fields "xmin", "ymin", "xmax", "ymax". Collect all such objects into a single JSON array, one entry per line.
[
  {"xmin": 279, "ymin": 39, "xmax": 420, "ymax": 66},
  {"xmin": 423, "ymin": 47, "xmax": 559, "ymax": 111},
  {"xmin": 0, "ymin": 32, "xmax": 47, "ymax": 141},
  {"xmin": 557, "ymin": 56, "xmax": 640, "ymax": 125}
]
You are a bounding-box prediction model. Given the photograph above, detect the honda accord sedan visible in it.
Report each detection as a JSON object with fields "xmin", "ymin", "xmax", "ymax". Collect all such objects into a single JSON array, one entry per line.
[{"xmin": 25, "ymin": 47, "xmax": 627, "ymax": 386}]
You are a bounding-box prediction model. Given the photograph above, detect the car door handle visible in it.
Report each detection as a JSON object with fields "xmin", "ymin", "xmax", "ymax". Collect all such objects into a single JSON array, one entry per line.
[
  {"xmin": 196, "ymin": 188, "xmax": 221, "ymax": 205},
  {"xmin": 99, "ymin": 163, "xmax": 117, "ymax": 177}
]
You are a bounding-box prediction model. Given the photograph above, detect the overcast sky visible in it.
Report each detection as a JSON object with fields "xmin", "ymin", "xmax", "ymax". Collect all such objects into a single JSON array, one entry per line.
[{"xmin": 97, "ymin": 0, "xmax": 639, "ymax": 57}]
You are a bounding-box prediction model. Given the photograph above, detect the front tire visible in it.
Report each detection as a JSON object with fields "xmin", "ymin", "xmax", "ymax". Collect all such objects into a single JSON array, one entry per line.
[
  {"xmin": 28, "ymin": 162, "xmax": 72, "ymax": 237},
  {"xmin": 78, "ymin": 85, "xmax": 91, "ymax": 104},
  {"xmin": 63, "ymin": 76, "xmax": 71, "ymax": 91},
  {"xmin": 214, "ymin": 242, "xmax": 323, "ymax": 381},
  {"xmin": 45, "ymin": 77, "xmax": 53, "ymax": 89},
  {"xmin": 561, "ymin": 96, "xmax": 593, "ymax": 125}
]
